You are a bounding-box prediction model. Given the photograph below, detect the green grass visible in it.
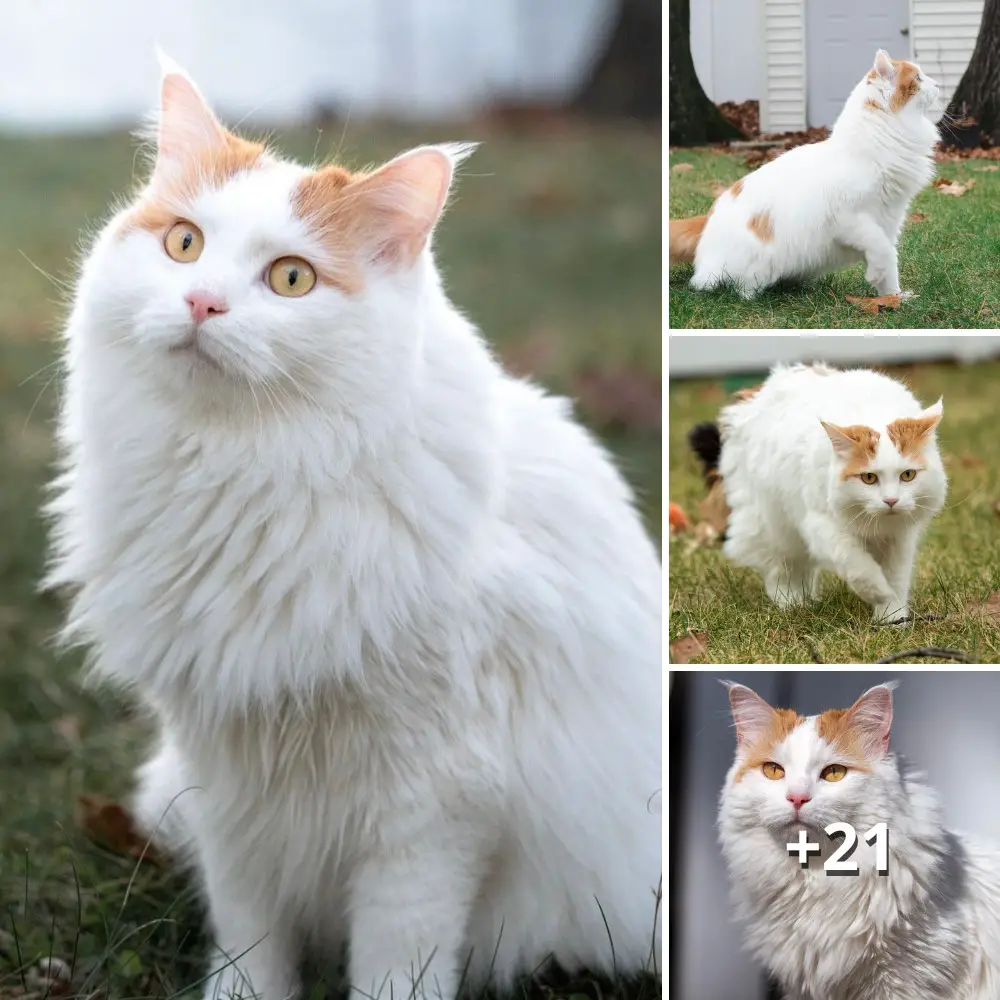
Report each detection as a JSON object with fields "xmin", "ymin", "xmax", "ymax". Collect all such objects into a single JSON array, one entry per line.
[
  {"xmin": 669, "ymin": 360, "xmax": 1000, "ymax": 664},
  {"xmin": 668, "ymin": 148, "xmax": 1000, "ymax": 328},
  {"xmin": 0, "ymin": 120, "xmax": 661, "ymax": 997}
]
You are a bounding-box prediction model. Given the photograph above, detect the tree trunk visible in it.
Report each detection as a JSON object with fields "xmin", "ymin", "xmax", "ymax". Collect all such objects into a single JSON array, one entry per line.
[
  {"xmin": 572, "ymin": 0, "xmax": 661, "ymax": 120},
  {"xmin": 668, "ymin": 0, "xmax": 741, "ymax": 145},
  {"xmin": 945, "ymin": 0, "xmax": 1000, "ymax": 143}
]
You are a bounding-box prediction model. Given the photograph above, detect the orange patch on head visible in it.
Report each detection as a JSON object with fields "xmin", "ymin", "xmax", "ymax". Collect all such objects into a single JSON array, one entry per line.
[
  {"xmin": 866, "ymin": 68, "xmax": 879, "ymax": 82},
  {"xmin": 747, "ymin": 211, "xmax": 774, "ymax": 242},
  {"xmin": 120, "ymin": 133, "xmax": 266, "ymax": 237},
  {"xmin": 887, "ymin": 413, "xmax": 939, "ymax": 460},
  {"xmin": 889, "ymin": 61, "xmax": 921, "ymax": 112},
  {"xmin": 817, "ymin": 709, "xmax": 875, "ymax": 773},
  {"xmin": 733, "ymin": 708, "xmax": 803, "ymax": 782},
  {"xmin": 730, "ymin": 178, "xmax": 744, "ymax": 198},
  {"xmin": 822, "ymin": 422, "xmax": 880, "ymax": 479}
]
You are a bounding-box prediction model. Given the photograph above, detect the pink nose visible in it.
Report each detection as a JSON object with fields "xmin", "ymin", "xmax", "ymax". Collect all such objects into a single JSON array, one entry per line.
[
  {"xmin": 185, "ymin": 290, "xmax": 229, "ymax": 324},
  {"xmin": 884, "ymin": 497, "xmax": 898, "ymax": 508},
  {"xmin": 787, "ymin": 792, "xmax": 811, "ymax": 811}
]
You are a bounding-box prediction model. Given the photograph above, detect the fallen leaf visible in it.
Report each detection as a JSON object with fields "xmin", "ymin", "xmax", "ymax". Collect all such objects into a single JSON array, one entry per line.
[
  {"xmin": 933, "ymin": 177, "xmax": 976, "ymax": 196},
  {"xmin": 974, "ymin": 165, "xmax": 1000, "ymax": 171},
  {"xmin": 669, "ymin": 502, "xmax": 690, "ymax": 534},
  {"xmin": 76, "ymin": 795, "xmax": 163, "ymax": 864},
  {"xmin": 845, "ymin": 294, "xmax": 903, "ymax": 315},
  {"xmin": 964, "ymin": 592, "xmax": 1000, "ymax": 627},
  {"xmin": 908, "ymin": 211, "xmax": 928, "ymax": 223},
  {"xmin": 670, "ymin": 631, "xmax": 710, "ymax": 664},
  {"xmin": 671, "ymin": 162, "xmax": 694, "ymax": 174}
]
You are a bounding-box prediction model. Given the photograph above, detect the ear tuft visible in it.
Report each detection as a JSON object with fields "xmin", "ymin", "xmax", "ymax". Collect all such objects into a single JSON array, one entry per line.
[
  {"xmin": 874, "ymin": 49, "xmax": 895, "ymax": 82},
  {"xmin": 846, "ymin": 682, "xmax": 897, "ymax": 756},
  {"xmin": 724, "ymin": 682, "xmax": 777, "ymax": 748}
]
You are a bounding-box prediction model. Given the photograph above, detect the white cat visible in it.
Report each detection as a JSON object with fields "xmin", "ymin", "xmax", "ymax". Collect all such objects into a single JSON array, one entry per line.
[
  {"xmin": 718, "ymin": 681, "xmax": 1000, "ymax": 1000},
  {"xmin": 44, "ymin": 55, "xmax": 662, "ymax": 999},
  {"xmin": 718, "ymin": 362, "xmax": 946, "ymax": 624},
  {"xmin": 669, "ymin": 49, "xmax": 939, "ymax": 298}
]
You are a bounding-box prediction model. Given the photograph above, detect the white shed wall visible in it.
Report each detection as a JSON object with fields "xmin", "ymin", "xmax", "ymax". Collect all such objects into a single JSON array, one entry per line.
[
  {"xmin": 691, "ymin": 0, "xmax": 762, "ymax": 102},
  {"xmin": 911, "ymin": 0, "xmax": 984, "ymax": 110},
  {"xmin": 758, "ymin": 0, "xmax": 807, "ymax": 132}
]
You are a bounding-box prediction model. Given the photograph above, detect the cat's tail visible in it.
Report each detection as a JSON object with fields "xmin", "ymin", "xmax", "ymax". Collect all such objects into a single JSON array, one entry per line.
[
  {"xmin": 669, "ymin": 215, "xmax": 709, "ymax": 265},
  {"xmin": 688, "ymin": 421, "xmax": 722, "ymax": 483}
]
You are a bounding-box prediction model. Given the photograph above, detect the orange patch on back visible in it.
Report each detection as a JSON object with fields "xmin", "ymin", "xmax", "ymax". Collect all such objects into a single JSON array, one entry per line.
[
  {"xmin": 120, "ymin": 133, "xmax": 266, "ymax": 237},
  {"xmin": 817, "ymin": 709, "xmax": 874, "ymax": 772},
  {"xmin": 730, "ymin": 178, "xmax": 744, "ymax": 198},
  {"xmin": 887, "ymin": 413, "xmax": 938, "ymax": 460},
  {"xmin": 748, "ymin": 211, "xmax": 774, "ymax": 242},
  {"xmin": 733, "ymin": 708, "xmax": 803, "ymax": 782},
  {"xmin": 864, "ymin": 98, "xmax": 884, "ymax": 112},
  {"xmin": 889, "ymin": 61, "xmax": 921, "ymax": 113}
]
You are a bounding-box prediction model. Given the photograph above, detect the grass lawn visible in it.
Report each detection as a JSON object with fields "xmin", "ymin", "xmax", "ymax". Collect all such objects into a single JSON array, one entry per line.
[
  {"xmin": 0, "ymin": 120, "xmax": 661, "ymax": 997},
  {"xmin": 668, "ymin": 147, "xmax": 1000, "ymax": 329},
  {"xmin": 669, "ymin": 360, "xmax": 1000, "ymax": 664}
]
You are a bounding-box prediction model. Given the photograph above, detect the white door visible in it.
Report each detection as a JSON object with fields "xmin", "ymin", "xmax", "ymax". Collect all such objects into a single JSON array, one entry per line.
[{"xmin": 806, "ymin": 0, "xmax": 911, "ymax": 127}]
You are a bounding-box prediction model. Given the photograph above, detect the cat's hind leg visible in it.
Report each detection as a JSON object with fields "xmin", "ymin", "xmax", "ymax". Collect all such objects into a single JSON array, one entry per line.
[{"xmin": 133, "ymin": 734, "xmax": 198, "ymax": 858}]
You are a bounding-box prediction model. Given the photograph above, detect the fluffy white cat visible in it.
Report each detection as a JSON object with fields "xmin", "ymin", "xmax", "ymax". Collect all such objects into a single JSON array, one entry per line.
[
  {"xmin": 718, "ymin": 362, "xmax": 946, "ymax": 624},
  {"xmin": 44, "ymin": 55, "xmax": 662, "ymax": 999},
  {"xmin": 669, "ymin": 49, "xmax": 939, "ymax": 298},
  {"xmin": 718, "ymin": 681, "xmax": 1000, "ymax": 1000}
]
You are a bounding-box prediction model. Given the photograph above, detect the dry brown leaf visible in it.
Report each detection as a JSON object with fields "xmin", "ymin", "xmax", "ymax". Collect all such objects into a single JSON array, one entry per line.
[
  {"xmin": 76, "ymin": 794, "xmax": 163, "ymax": 864},
  {"xmin": 845, "ymin": 294, "xmax": 903, "ymax": 315},
  {"xmin": 964, "ymin": 592, "xmax": 1000, "ymax": 627},
  {"xmin": 934, "ymin": 177, "xmax": 976, "ymax": 196},
  {"xmin": 974, "ymin": 165, "xmax": 1000, "ymax": 171},
  {"xmin": 909, "ymin": 211, "xmax": 928, "ymax": 223},
  {"xmin": 670, "ymin": 631, "xmax": 710, "ymax": 664},
  {"xmin": 672, "ymin": 162, "xmax": 694, "ymax": 174}
]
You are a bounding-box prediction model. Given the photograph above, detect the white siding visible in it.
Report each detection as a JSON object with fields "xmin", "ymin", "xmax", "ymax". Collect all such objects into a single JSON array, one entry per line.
[
  {"xmin": 758, "ymin": 0, "xmax": 807, "ymax": 132},
  {"xmin": 911, "ymin": 0, "xmax": 984, "ymax": 109},
  {"xmin": 691, "ymin": 0, "xmax": 762, "ymax": 103}
]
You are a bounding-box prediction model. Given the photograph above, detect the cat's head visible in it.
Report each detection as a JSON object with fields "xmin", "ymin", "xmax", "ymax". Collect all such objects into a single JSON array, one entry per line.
[
  {"xmin": 77, "ymin": 53, "xmax": 475, "ymax": 407},
  {"xmin": 861, "ymin": 49, "xmax": 940, "ymax": 120},
  {"xmin": 820, "ymin": 400, "xmax": 946, "ymax": 523},
  {"xmin": 719, "ymin": 682, "xmax": 898, "ymax": 841}
]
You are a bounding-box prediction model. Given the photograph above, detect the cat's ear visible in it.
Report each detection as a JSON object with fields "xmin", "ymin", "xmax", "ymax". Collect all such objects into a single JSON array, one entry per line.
[
  {"xmin": 820, "ymin": 420, "xmax": 877, "ymax": 461},
  {"xmin": 343, "ymin": 143, "xmax": 477, "ymax": 268},
  {"xmin": 724, "ymin": 682, "xmax": 776, "ymax": 748},
  {"xmin": 845, "ymin": 682, "xmax": 897, "ymax": 756},
  {"xmin": 152, "ymin": 51, "xmax": 227, "ymax": 178},
  {"xmin": 920, "ymin": 397, "xmax": 943, "ymax": 429},
  {"xmin": 873, "ymin": 49, "xmax": 896, "ymax": 82}
]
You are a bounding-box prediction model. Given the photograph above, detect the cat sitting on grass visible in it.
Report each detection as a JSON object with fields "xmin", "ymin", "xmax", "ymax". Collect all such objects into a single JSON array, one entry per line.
[
  {"xmin": 719, "ymin": 681, "xmax": 1000, "ymax": 1000},
  {"xmin": 716, "ymin": 362, "xmax": 946, "ymax": 625},
  {"xmin": 669, "ymin": 49, "xmax": 940, "ymax": 299},
  {"xmin": 43, "ymin": 54, "xmax": 661, "ymax": 1000}
]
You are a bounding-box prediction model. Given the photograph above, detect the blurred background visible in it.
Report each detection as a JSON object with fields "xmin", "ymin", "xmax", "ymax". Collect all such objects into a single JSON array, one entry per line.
[
  {"xmin": 0, "ymin": 3, "xmax": 660, "ymax": 996},
  {"xmin": 669, "ymin": 670, "xmax": 1000, "ymax": 999},
  {"xmin": 668, "ymin": 336, "xmax": 1000, "ymax": 664}
]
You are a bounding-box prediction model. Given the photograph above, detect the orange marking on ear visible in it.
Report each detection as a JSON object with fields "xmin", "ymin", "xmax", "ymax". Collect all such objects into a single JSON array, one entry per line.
[
  {"xmin": 747, "ymin": 211, "xmax": 774, "ymax": 242},
  {"xmin": 119, "ymin": 133, "xmax": 266, "ymax": 237},
  {"xmin": 887, "ymin": 413, "xmax": 939, "ymax": 460},
  {"xmin": 733, "ymin": 708, "xmax": 804, "ymax": 783},
  {"xmin": 817, "ymin": 709, "xmax": 874, "ymax": 772},
  {"xmin": 822, "ymin": 423, "xmax": 881, "ymax": 479},
  {"xmin": 291, "ymin": 164, "xmax": 368, "ymax": 295},
  {"xmin": 889, "ymin": 61, "xmax": 921, "ymax": 112}
]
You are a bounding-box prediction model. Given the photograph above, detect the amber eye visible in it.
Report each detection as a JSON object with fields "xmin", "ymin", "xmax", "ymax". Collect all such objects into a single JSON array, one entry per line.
[
  {"xmin": 762, "ymin": 762, "xmax": 785, "ymax": 780},
  {"xmin": 268, "ymin": 257, "xmax": 317, "ymax": 298},
  {"xmin": 821, "ymin": 764, "xmax": 847, "ymax": 782},
  {"xmin": 859, "ymin": 472, "xmax": 878, "ymax": 485},
  {"xmin": 164, "ymin": 221, "xmax": 205, "ymax": 263},
  {"xmin": 900, "ymin": 469, "xmax": 917, "ymax": 482}
]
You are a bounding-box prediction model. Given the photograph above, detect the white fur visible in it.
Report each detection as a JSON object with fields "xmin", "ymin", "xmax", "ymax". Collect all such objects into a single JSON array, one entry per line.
[
  {"xmin": 691, "ymin": 50, "xmax": 940, "ymax": 298},
  {"xmin": 45, "ymin": 65, "xmax": 662, "ymax": 1000},
  {"xmin": 719, "ymin": 363, "xmax": 947, "ymax": 624},
  {"xmin": 719, "ymin": 683, "xmax": 1000, "ymax": 1000}
]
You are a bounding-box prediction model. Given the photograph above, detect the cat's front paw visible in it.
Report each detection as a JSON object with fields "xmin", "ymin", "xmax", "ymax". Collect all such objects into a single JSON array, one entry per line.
[{"xmin": 872, "ymin": 602, "xmax": 911, "ymax": 627}]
